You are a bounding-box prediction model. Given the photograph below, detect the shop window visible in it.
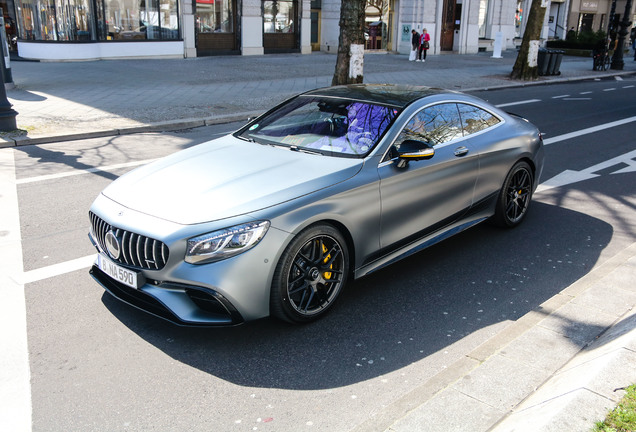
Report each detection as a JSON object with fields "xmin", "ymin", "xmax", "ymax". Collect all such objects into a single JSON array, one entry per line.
[
  {"xmin": 17, "ymin": 0, "xmax": 64, "ymax": 40},
  {"xmin": 15, "ymin": 0, "xmax": 179, "ymax": 41},
  {"xmin": 264, "ymin": 0, "xmax": 295, "ymax": 33},
  {"xmin": 56, "ymin": 0, "xmax": 94, "ymax": 40},
  {"xmin": 104, "ymin": 0, "xmax": 179, "ymax": 40},
  {"xmin": 196, "ymin": 0, "xmax": 233, "ymax": 33}
]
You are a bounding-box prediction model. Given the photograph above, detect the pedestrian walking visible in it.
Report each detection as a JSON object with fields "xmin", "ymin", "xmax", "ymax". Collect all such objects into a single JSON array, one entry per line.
[
  {"xmin": 410, "ymin": 29, "xmax": 419, "ymax": 61},
  {"xmin": 418, "ymin": 28, "xmax": 430, "ymax": 62}
]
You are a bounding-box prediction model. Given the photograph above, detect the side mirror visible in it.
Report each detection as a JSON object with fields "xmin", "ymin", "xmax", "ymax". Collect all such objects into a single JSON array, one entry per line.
[{"xmin": 396, "ymin": 140, "xmax": 435, "ymax": 168}]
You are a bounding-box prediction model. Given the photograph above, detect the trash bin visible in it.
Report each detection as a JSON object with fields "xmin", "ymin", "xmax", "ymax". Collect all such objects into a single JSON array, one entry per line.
[
  {"xmin": 551, "ymin": 50, "xmax": 564, "ymax": 75},
  {"xmin": 547, "ymin": 49, "xmax": 559, "ymax": 75},
  {"xmin": 537, "ymin": 48, "xmax": 551, "ymax": 76}
]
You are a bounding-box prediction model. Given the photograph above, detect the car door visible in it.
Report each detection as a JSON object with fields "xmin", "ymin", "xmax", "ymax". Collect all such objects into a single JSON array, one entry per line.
[
  {"xmin": 378, "ymin": 102, "xmax": 479, "ymax": 250},
  {"xmin": 455, "ymin": 102, "xmax": 504, "ymax": 204}
]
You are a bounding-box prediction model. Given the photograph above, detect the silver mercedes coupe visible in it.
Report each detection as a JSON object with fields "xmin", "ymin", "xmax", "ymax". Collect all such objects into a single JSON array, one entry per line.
[{"xmin": 88, "ymin": 84, "xmax": 544, "ymax": 326}]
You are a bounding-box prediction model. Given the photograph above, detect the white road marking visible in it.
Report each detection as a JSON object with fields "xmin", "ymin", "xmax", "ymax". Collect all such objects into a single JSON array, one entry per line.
[
  {"xmin": 579, "ymin": 91, "xmax": 593, "ymax": 94},
  {"xmin": 542, "ymin": 116, "xmax": 636, "ymax": 145},
  {"xmin": 623, "ymin": 85, "xmax": 635, "ymax": 88},
  {"xmin": 495, "ymin": 99, "xmax": 541, "ymax": 108},
  {"xmin": 0, "ymin": 149, "xmax": 32, "ymax": 432},
  {"xmin": 552, "ymin": 95, "xmax": 570, "ymax": 99},
  {"xmin": 603, "ymin": 88, "xmax": 617, "ymax": 91},
  {"xmin": 563, "ymin": 98, "xmax": 592, "ymax": 101},
  {"xmin": 615, "ymin": 76, "xmax": 623, "ymax": 81},
  {"xmin": 20, "ymin": 255, "xmax": 97, "ymax": 285},
  {"xmin": 536, "ymin": 149, "xmax": 636, "ymax": 193}
]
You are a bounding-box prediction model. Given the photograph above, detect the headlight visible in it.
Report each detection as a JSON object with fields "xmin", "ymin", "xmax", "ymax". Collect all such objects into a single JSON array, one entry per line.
[{"xmin": 185, "ymin": 221, "xmax": 270, "ymax": 265}]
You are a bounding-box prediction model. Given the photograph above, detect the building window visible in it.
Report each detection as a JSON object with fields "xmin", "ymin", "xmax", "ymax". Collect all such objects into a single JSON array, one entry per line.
[
  {"xmin": 478, "ymin": 0, "xmax": 490, "ymax": 38},
  {"xmin": 104, "ymin": 0, "xmax": 179, "ymax": 40},
  {"xmin": 17, "ymin": 0, "xmax": 93, "ymax": 40},
  {"xmin": 15, "ymin": 0, "xmax": 179, "ymax": 41},
  {"xmin": 196, "ymin": 0, "xmax": 233, "ymax": 33},
  {"xmin": 264, "ymin": 0, "xmax": 295, "ymax": 33},
  {"xmin": 514, "ymin": 1, "xmax": 524, "ymax": 37}
]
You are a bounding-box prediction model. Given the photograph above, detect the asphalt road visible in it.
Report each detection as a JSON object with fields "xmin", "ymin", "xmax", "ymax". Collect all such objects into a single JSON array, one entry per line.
[{"xmin": 6, "ymin": 76, "xmax": 636, "ymax": 431}]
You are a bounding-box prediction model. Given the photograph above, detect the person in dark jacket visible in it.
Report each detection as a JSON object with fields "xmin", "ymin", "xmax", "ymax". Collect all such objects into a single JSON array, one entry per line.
[{"xmin": 410, "ymin": 29, "xmax": 420, "ymax": 61}]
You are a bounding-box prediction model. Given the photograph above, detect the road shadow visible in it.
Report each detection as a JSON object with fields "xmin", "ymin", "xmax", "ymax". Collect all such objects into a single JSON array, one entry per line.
[
  {"xmin": 102, "ymin": 199, "xmax": 616, "ymax": 390},
  {"xmin": 6, "ymin": 88, "xmax": 47, "ymax": 102}
]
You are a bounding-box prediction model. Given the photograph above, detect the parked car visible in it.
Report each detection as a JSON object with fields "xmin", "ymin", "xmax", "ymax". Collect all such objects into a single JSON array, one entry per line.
[{"xmin": 88, "ymin": 84, "xmax": 544, "ymax": 326}]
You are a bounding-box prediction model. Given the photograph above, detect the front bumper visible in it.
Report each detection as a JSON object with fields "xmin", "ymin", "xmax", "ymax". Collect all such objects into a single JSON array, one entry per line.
[{"xmin": 90, "ymin": 264, "xmax": 244, "ymax": 326}]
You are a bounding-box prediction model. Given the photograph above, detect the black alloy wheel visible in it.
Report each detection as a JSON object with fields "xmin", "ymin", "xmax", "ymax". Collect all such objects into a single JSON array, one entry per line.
[
  {"xmin": 492, "ymin": 161, "xmax": 534, "ymax": 228},
  {"xmin": 270, "ymin": 224, "xmax": 349, "ymax": 324}
]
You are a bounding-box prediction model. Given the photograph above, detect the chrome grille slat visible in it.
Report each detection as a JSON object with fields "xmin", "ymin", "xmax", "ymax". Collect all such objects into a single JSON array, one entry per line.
[
  {"xmin": 130, "ymin": 233, "xmax": 139, "ymax": 267},
  {"xmin": 135, "ymin": 234, "xmax": 143, "ymax": 267},
  {"xmin": 121, "ymin": 230, "xmax": 131, "ymax": 266},
  {"xmin": 144, "ymin": 237, "xmax": 150, "ymax": 268},
  {"xmin": 161, "ymin": 244, "xmax": 168, "ymax": 266},
  {"xmin": 151, "ymin": 240, "xmax": 159, "ymax": 270},
  {"xmin": 89, "ymin": 211, "xmax": 169, "ymax": 271}
]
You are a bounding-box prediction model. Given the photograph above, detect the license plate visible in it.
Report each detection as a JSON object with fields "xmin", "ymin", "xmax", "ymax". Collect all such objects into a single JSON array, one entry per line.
[{"xmin": 97, "ymin": 254, "xmax": 140, "ymax": 289}]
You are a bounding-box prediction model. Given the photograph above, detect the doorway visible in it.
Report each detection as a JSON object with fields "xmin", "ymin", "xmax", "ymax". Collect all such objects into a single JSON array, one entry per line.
[
  {"xmin": 441, "ymin": 0, "xmax": 456, "ymax": 51},
  {"xmin": 365, "ymin": 0, "xmax": 391, "ymax": 50},
  {"xmin": 311, "ymin": 8, "xmax": 320, "ymax": 51}
]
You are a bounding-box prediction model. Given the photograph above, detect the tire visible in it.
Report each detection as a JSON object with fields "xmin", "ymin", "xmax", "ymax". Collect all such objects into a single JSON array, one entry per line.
[
  {"xmin": 491, "ymin": 161, "xmax": 534, "ymax": 228},
  {"xmin": 602, "ymin": 55, "xmax": 610, "ymax": 71},
  {"xmin": 270, "ymin": 224, "xmax": 349, "ymax": 324}
]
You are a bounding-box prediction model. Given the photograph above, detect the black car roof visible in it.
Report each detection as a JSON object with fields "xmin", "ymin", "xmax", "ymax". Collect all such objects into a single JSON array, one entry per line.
[{"xmin": 301, "ymin": 84, "xmax": 455, "ymax": 108}]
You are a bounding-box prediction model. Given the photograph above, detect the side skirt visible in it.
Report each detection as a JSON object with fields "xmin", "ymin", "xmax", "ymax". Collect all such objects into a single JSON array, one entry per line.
[{"xmin": 354, "ymin": 193, "xmax": 497, "ymax": 279}]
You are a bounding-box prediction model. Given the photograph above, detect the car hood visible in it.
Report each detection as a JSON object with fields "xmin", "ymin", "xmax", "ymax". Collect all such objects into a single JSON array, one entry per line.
[{"xmin": 102, "ymin": 135, "xmax": 363, "ymax": 225}]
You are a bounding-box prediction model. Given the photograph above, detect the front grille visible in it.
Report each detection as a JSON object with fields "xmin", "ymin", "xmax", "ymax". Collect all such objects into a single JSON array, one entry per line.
[{"xmin": 89, "ymin": 211, "xmax": 169, "ymax": 270}]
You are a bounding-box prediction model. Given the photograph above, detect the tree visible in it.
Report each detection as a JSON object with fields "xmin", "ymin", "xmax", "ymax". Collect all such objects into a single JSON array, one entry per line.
[
  {"xmin": 332, "ymin": 0, "xmax": 366, "ymax": 86},
  {"xmin": 510, "ymin": 0, "xmax": 548, "ymax": 80}
]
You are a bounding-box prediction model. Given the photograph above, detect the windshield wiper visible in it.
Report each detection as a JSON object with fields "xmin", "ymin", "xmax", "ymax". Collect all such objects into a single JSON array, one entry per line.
[
  {"xmin": 235, "ymin": 134, "xmax": 256, "ymax": 143},
  {"xmin": 290, "ymin": 146, "xmax": 321, "ymax": 155}
]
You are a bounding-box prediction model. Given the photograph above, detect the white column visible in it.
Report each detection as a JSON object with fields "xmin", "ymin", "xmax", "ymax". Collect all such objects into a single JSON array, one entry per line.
[
  {"xmin": 242, "ymin": 0, "xmax": 264, "ymax": 55},
  {"xmin": 181, "ymin": 0, "xmax": 196, "ymax": 58},
  {"xmin": 300, "ymin": 0, "xmax": 312, "ymax": 54}
]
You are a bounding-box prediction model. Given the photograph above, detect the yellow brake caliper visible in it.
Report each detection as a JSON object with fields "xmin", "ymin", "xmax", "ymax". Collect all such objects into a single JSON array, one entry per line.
[{"xmin": 322, "ymin": 243, "xmax": 332, "ymax": 280}]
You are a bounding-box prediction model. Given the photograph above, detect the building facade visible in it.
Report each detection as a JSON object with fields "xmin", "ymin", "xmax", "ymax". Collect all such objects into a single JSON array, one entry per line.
[
  {"xmin": 566, "ymin": 0, "xmax": 635, "ymax": 37},
  {"xmin": 3, "ymin": 0, "xmax": 633, "ymax": 61}
]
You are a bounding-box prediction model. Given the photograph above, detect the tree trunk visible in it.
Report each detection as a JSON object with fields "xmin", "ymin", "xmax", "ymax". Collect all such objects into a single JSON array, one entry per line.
[
  {"xmin": 510, "ymin": 0, "xmax": 548, "ymax": 81},
  {"xmin": 332, "ymin": 0, "xmax": 366, "ymax": 86}
]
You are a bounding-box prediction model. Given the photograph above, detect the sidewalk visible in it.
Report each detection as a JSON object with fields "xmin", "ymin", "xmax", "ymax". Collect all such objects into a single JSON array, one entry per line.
[
  {"xmin": 2, "ymin": 50, "xmax": 636, "ymax": 146},
  {"xmin": 3, "ymin": 50, "xmax": 636, "ymax": 432},
  {"xmin": 377, "ymin": 244, "xmax": 636, "ymax": 432}
]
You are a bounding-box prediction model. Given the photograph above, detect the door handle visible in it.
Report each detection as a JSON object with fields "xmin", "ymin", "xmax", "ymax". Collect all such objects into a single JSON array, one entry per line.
[{"xmin": 454, "ymin": 146, "xmax": 469, "ymax": 157}]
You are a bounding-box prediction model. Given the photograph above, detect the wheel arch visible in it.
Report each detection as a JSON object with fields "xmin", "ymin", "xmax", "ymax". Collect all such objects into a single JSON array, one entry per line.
[{"xmin": 517, "ymin": 156, "xmax": 538, "ymax": 188}]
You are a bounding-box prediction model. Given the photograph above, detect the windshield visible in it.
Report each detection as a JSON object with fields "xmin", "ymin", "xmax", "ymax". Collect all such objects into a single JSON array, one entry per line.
[{"xmin": 236, "ymin": 96, "xmax": 400, "ymax": 157}]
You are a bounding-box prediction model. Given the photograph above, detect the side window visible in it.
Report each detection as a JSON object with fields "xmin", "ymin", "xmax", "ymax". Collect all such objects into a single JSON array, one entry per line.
[
  {"xmin": 394, "ymin": 103, "xmax": 463, "ymax": 154},
  {"xmin": 458, "ymin": 103, "xmax": 500, "ymax": 136}
]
